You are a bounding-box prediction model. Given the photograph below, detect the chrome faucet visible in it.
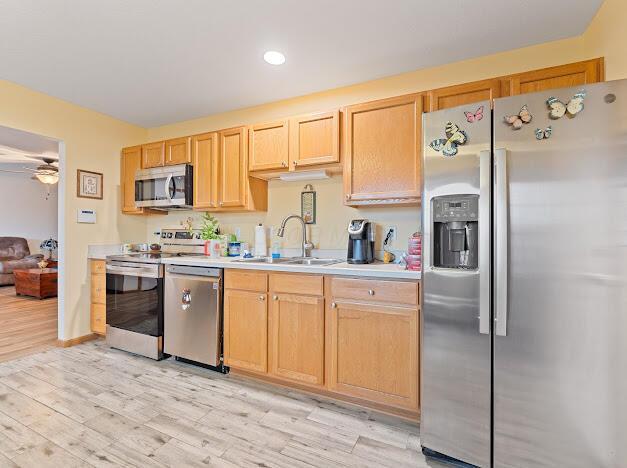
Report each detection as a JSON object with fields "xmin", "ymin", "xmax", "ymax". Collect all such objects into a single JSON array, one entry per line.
[{"xmin": 277, "ymin": 215, "xmax": 314, "ymax": 258}]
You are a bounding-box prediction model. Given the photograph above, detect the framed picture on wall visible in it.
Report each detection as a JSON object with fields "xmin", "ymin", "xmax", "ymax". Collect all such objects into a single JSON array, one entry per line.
[{"xmin": 77, "ymin": 169, "xmax": 103, "ymax": 199}]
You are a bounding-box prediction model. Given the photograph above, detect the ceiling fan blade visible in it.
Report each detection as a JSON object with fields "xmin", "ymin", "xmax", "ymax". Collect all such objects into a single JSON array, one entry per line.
[{"xmin": 0, "ymin": 169, "xmax": 30, "ymax": 174}]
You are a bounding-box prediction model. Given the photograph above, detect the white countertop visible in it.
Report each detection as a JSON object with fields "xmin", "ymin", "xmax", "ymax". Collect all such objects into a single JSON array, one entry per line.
[{"xmin": 161, "ymin": 256, "xmax": 421, "ymax": 280}]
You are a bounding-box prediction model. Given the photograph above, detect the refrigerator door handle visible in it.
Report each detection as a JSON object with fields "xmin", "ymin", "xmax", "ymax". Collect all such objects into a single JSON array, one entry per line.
[
  {"xmin": 479, "ymin": 150, "xmax": 491, "ymax": 335},
  {"xmin": 494, "ymin": 148, "xmax": 508, "ymax": 336}
]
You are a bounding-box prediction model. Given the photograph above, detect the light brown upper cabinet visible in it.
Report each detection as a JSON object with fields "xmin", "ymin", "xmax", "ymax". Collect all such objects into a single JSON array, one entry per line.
[
  {"xmin": 121, "ymin": 146, "xmax": 144, "ymax": 214},
  {"xmin": 216, "ymin": 126, "xmax": 268, "ymax": 211},
  {"xmin": 343, "ymin": 94, "xmax": 423, "ymax": 206},
  {"xmin": 289, "ymin": 110, "xmax": 340, "ymax": 168},
  {"xmin": 502, "ymin": 58, "xmax": 604, "ymax": 96},
  {"xmin": 429, "ymin": 78, "xmax": 502, "ymax": 111},
  {"xmin": 192, "ymin": 132, "xmax": 219, "ymax": 210},
  {"xmin": 165, "ymin": 136, "xmax": 191, "ymax": 166},
  {"xmin": 141, "ymin": 141, "xmax": 165, "ymax": 168},
  {"xmin": 218, "ymin": 126, "xmax": 248, "ymax": 208},
  {"xmin": 248, "ymin": 120, "xmax": 289, "ymax": 171}
]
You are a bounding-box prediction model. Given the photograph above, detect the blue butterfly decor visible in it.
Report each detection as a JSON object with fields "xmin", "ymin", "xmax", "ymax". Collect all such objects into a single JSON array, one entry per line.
[{"xmin": 429, "ymin": 122, "xmax": 468, "ymax": 157}]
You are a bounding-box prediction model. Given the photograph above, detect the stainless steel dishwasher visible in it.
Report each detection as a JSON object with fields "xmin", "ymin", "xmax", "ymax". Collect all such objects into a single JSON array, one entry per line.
[{"xmin": 164, "ymin": 264, "xmax": 225, "ymax": 370}]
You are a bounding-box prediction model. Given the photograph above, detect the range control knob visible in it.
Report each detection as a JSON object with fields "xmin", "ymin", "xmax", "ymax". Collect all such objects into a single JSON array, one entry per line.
[{"xmin": 167, "ymin": 233, "xmax": 173, "ymax": 238}]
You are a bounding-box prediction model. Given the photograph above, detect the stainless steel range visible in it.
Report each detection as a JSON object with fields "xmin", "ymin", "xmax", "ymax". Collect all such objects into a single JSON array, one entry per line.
[{"xmin": 105, "ymin": 228, "xmax": 205, "ymax": 360}]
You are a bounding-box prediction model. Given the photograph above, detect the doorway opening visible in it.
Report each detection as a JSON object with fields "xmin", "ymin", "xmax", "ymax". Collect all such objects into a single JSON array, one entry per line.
[{"xmin": 0, "ymin": 125, "xmax": 63, "ymax": 362}]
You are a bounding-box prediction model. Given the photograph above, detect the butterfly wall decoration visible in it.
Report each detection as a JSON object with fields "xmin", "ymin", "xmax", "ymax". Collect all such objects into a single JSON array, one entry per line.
[
  {"xmin": 535, "ymin": 126, "xmax": 552, "ymax": 140},
  {"xmin": 504, "ymin": 105, "xmax": 533, "ymax": 129},
  {"xmin": 464, "ymin": 106, "xmax": 484, "ymax": 123},
  {"xmin": 429, "ymin": 122, "xmax": 468, "ymax": 157},
  {"xmin": 547, "ymin": 90, "xmax": 586, "ymax": 119}
]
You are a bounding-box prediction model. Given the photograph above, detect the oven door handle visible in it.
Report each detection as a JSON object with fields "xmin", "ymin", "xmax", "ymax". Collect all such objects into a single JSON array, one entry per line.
[{"xmin": 106, "ymin": 265, "xmax": 160, "ymax": 278}]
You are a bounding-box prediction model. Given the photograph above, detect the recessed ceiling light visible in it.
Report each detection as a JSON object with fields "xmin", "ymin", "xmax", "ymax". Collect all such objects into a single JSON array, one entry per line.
[{"xmin": 263, "ymin": 50, "xmax": 286, "ymax": 65}]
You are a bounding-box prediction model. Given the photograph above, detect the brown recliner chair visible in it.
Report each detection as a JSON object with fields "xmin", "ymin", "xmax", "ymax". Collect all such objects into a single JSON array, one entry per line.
[{"xmin": 0, "ymin": 237, "xmax": 44, "ymax": 286}]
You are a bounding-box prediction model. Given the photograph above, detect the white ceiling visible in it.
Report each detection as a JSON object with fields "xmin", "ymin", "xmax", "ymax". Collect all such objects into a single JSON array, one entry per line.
[
  {"xmin": 0, "ymin": 0, "xmax": 603, "ymax": 127},
  {"xmin": 0, "ymin": 125, "xmax": 59, "ymax": 168}
]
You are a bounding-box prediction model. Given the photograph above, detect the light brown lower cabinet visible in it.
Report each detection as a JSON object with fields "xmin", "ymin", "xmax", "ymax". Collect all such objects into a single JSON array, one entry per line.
[
  {"xmin": 327, "ymin": 300, "xmax": 419, "ymax": 412},
  {"xmin": 90, "ymin": 260, "xmax": 106, "ymax": 335},
  {"xmin": 223, "ymin": 269, "xmax": 421, "ymax": 418},
  {"xmin": 223, "ymin": 288, "xmax": 268, "ymax": 373},
  {"xmin": 269, "ymin": 293, "xmax": 325, "ymax": 387}
]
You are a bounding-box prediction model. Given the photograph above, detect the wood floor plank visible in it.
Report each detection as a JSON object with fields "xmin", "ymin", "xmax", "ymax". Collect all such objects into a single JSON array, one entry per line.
[
  {"xmin": 0, "ymin": 340, "xmax": 429, "ymax": 467},
  {"xmin": 0, "ymin": 286, "xmax": 57, "ymax": 364}
]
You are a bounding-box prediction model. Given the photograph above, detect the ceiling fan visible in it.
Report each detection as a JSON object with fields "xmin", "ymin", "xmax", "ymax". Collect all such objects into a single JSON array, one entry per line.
[{"xmin": 0, "ymin": 146, "xmax": 59, "ymax": 184}]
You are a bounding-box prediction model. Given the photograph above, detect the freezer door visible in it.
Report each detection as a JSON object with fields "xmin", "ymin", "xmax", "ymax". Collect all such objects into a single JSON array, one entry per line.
[
  {"xmin": 493, "ymin": 80, "xmax": 627, "ymax": 467},
  {"xmin": 421, "ymin": 101, "xmax": 491, "ymax": 467}
]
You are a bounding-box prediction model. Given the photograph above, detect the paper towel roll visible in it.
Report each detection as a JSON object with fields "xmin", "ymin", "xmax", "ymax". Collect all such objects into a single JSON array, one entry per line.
[{"xmin": 254, "ymin": 224, "xmax": 267, "ymax": 257}]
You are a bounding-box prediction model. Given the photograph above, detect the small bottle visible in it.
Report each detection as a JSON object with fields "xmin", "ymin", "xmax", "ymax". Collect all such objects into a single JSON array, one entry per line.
[{"xmin": 271, "ymin": 238, "xmax": 281, "ymax": 259}]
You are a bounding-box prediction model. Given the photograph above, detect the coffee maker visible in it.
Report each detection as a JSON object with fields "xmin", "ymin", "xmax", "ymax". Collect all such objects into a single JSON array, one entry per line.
[{"xmin": 347, "ymin": 219, "xmax": 375, "ymax": 264}]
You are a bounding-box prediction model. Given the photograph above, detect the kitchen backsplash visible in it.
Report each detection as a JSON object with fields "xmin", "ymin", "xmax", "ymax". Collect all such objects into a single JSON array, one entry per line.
[{"xmin": 143, "ymin": 175, "xmax": 421, "ymax": 254}]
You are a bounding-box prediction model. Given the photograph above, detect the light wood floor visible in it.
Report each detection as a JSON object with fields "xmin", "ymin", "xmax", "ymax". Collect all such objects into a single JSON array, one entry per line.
[
  {"xmin": 0, "ymin": 340, "xmax": 441, "ymax": 467},
  {"xmin": 0, "ymin": 285, "xmax": 58, "ymax": 363}
]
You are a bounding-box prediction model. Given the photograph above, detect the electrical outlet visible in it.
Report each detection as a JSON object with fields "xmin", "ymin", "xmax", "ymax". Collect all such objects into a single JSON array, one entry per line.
[{"xmin": 385, "ymin": 226, "xmax": 397, "ymax": 242}]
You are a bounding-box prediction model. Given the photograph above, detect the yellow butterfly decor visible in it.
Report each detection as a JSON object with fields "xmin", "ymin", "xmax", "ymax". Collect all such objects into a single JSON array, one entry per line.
[
  {"xmin": 547, "ymin": 90, "xmax": 586, "ymax": 119},
  {"xmin": 504, "ymin": 105, "xmax": 533, "ymax": 130},
  {"xmin": 429, "ymin": 122, "xmax": 468, "ymax": 157}
]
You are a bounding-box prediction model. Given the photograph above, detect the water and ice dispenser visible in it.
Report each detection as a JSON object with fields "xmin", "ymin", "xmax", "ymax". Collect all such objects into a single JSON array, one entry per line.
[{"xmin": 432, "ymin": 195, "xmax": 478, "ymax": 269}]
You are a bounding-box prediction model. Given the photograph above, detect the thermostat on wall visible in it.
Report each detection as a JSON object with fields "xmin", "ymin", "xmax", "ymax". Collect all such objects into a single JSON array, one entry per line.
[{"xmin": 77, "ymin": 209, "xmax": 96, "ymax": 224}]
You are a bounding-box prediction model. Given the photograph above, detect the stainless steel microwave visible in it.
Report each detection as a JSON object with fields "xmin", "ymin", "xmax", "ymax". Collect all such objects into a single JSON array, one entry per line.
[{"xmin": 135, "ymin": 164, "xmax": 193, "ymax": 210}]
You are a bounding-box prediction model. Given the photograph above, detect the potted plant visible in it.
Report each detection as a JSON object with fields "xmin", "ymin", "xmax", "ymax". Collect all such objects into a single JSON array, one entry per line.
[{"xmin": 199, "ymin": 212, "xmax": 221, "ymax": 257}]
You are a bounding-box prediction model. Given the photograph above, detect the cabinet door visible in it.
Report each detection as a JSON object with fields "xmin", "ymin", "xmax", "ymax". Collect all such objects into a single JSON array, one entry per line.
[
  {"xmin": 121, "ymin": 146, "xmax": 143, "ymax": 213},
  {"xmin": 224, "ymin": 289, "xmax": 268, "ymax": 373},
  {"xmin": 344, "ymin": 94, "xmax": 422, "ymax": 205},
  {"xmin": 218, "ymin": 127, "xmax": 248, "ymax": 208},
  {"xmin": 504, "ymin": 58, "xmax": 604, "ymax": 96},
  {"xmin": 269, "ymin": 293, "xmax": 325, "ymax": 386},
  {"xmin": 249, "ymin": 120, "xmax": 288, "ymax": 171},
  {"xmin": 141, "ymin": 141, "xmax": 165, "ymax": 168},
  {"xmin": 192, "ymin": 132, "xmax": 218, "ymax": 209},
  {"xmin": 91, "ymin": 303, "xmax": 106, "ymax": 335},
  {"xmin": 289, "ymin": 110, "xmax": 340, "ymax": 168},
  {"xmin": 165, "ymin": 137, "xmax": 191, "ymax": 166},
  {"xmin": 327, "ymin": 300, "xmax": 419, "ymax": 411},
  {"xmin": 429, "ymin": 78, "xmax": 501, "ymax": 111}
]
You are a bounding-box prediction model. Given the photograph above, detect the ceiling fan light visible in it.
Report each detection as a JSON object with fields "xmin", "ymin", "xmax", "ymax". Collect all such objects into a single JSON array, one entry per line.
[{"xmin": 35, "ymin": 172, "xmax": 59, "ymax": 184}]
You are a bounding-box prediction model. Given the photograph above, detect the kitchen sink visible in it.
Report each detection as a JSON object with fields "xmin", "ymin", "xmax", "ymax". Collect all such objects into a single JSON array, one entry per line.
[
  {"xmin": 286, "ymin": 258, "xmax": 343, "ymax": 266},
  {"xmin": 233, "ymin": 257, "xmax": 343, "ymax": 266},
  {"xmin": 232, "ymin": 257, "xmax": 294, "ymax": 264}
]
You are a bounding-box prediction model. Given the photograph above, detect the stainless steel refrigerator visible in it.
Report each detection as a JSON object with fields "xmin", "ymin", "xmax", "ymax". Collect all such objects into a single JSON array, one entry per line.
[{"xmin": 421, "ymin": 79, "xmax": 627, "ymax": 467}]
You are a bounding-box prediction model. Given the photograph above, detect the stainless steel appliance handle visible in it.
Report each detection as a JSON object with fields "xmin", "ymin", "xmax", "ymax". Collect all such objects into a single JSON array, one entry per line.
[
  {"xmin": 478, "ymin": 150, "xmax": 491, "ymax": 335},
  {"xmin": 166, "ymin": 272, "xmax": 221, "ymax": 282},
  {"xmin": 106, "ymin": 264, "xmax": 160, "ymax": 278},
  {"xmin": 165, "ymin": 174, "xmax": 173, "ymax": 202},
  {"xmin": 494, "ymin": 148, "xmax": 508, "ymax": 337}
]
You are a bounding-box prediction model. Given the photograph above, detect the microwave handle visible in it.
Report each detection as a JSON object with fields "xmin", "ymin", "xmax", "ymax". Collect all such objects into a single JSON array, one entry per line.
[{"xmin": 165, "ymin": 174, "xmax": 173, "ymax": 202}]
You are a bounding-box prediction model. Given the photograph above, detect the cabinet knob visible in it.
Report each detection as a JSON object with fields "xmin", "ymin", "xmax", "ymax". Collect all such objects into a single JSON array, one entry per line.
[
  {"xmin": 345, "ymin": 194, "xmax": 350, "ymax": 200},
  {"xmin": 219, "ymin": 201, "xmax": 224, "ymax": 206},
  {"xmin": 282, "ymin": 161, "xmax": 287, "ymax": 167},
  {"xmin": 259, "ymin": 295, "xmax": 265, "ymax": 301},
  {"xmin": 273, "ymin": 295, "xmax": 278, "ymax": 301},
  {"xmin": 331, "ymin": 302, "xmax": 337, "ymax": 308},
  {"xmin": 293, "ymin": 161, "xmax": 298, "ymax": 166},
  {"xmin": 368, "ymin": 289, "xmax": 375, "ymax": 296}
]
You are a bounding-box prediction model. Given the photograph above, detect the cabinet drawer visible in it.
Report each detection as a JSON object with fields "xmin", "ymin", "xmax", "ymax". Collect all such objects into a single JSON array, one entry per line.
[
  {"xmin": 91, "ymin": 303, "xmax": 106, "ymax": 335},
  {"xmin": 330, "ymin": 277, "xmax": 418, "ymax": 306},
  {"xmin": 91, "ymin": 260, "xmax": 106, "ymax": 275},
  {"xmin": 91, "ymin": 274, "xmax": 106, "ymax": 304},
  {"xmin": 269, "ymin": 273, "xmax": 323, "ymax": 296},
  {"xmin": 225, "ymin": 270, "xmax": 268, "ymax": 292}
]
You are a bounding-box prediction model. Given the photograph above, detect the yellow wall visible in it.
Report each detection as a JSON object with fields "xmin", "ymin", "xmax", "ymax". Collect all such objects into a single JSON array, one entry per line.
[
  {"xmin": 583, "ymin": 0, "xmax": 627, "ymax": 80},
  {"xmin": 0, "ymin": 80, "xmax": 147, "ymax": 340}
]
